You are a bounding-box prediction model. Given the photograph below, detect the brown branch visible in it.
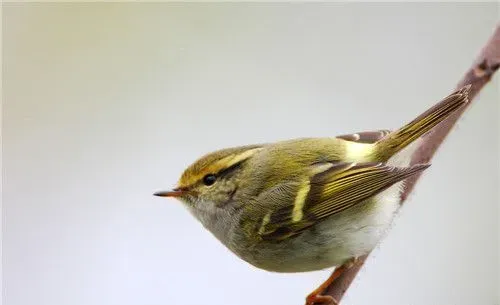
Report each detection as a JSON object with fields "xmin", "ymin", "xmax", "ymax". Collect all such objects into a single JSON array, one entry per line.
[{"xmin": 322, "ymin": 23, "xmax": 500, "ymax": 303}]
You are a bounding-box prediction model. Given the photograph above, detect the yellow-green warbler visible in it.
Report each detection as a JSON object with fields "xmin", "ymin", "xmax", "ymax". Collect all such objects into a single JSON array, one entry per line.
[{"xmin": 155, "ymin": 85, "xmax": 471, "ymax": 305}]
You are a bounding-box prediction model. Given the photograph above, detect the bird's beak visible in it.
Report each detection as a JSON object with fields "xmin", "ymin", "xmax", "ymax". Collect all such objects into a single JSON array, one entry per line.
[{"xmin": 153, "ymin": 188, "xmax": 184, "ymax": 198}]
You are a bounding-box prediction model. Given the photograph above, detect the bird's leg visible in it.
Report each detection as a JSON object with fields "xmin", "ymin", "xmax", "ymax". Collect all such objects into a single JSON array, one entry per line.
[{"xmin": 305, "ymin": 258, "xmax": 357, "ymax": 305}]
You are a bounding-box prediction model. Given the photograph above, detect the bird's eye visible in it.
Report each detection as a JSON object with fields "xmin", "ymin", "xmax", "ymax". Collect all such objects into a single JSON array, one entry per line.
[{"xmin": 202, "ymin": 174, "xmax": 217, "ymax": 186}]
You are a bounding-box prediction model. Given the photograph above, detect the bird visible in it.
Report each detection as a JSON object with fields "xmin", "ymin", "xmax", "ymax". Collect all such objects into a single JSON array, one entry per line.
[{"xmin": 154, "ymin": 85, "xmax": 471, "ymax": 305}]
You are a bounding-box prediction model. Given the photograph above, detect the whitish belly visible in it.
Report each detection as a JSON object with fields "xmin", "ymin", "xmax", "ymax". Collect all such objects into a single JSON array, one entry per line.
[{"xmin": 244, "ymin": 184, "xmax": 402, "ymax": 273}]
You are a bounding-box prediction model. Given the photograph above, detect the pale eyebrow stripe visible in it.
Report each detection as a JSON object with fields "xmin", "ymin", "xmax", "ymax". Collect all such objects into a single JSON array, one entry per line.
[
  {"xmin": 216, "ymin": 148, "xmax": 263, "ymax": 170},
  {"xmin": 180, "ymin": 147, "xmax": 264, "ymax": 188}
]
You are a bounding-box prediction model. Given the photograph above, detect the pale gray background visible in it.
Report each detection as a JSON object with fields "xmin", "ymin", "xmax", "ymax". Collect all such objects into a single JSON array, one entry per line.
[{"xmin": 2, "ymin": 3, "xmax": 499, "ymax": 305}]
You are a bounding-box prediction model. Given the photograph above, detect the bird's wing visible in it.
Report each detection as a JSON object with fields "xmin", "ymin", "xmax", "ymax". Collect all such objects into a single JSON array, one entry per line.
[
  {"xmin": 336, "ymin": 130, "xmax": 391, "ymax": 144},
  {"xmin": 257, "ymin": 161, "xmax": 429, "ymax": 241}
]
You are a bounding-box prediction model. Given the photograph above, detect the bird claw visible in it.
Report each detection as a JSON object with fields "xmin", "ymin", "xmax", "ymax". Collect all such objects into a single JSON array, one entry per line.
[{"xmin": 305, "ymin": 294, "xmax": 339, "ymax": 305}]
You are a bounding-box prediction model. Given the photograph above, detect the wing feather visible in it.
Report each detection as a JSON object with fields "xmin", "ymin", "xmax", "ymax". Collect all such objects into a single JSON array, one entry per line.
[{"xmin": 259, "ymin": 162, "xmax": 429, "ymax": 241}]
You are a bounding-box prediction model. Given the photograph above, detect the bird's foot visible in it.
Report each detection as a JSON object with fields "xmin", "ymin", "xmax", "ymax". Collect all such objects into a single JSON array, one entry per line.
[
  {"xmin": 304, "ymin": 258, "xmax": 358, "ymax": 305},
  {"xmin": 305, "ymin": 294, "xmax": 338, "ymax": 305}
]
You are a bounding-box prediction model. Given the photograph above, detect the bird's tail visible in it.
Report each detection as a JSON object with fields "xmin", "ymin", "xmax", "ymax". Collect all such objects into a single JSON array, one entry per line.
[{"xmin": 375, "ymin": 85, "xmax": 471, "ymax": 161}]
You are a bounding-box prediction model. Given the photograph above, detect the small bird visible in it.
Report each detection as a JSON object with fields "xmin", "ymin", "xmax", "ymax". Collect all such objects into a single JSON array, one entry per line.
[{"xmin": 154, "ymin": 85, "xmax": 470, "ymax": 305}]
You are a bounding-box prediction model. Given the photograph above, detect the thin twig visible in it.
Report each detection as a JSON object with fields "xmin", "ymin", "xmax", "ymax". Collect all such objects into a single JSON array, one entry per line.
[{"xmin": 322, "ymin": 23, "xmax": 500, "ymax": 303}]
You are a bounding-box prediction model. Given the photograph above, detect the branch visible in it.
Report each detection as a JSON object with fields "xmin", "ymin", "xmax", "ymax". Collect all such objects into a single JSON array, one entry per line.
[{"xmin": 322, "ymin": 23, "xmax": 500, "ymax": 303}]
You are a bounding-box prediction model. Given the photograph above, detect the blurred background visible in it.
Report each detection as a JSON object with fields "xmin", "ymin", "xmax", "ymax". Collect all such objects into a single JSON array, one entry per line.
[{"xmin": 2, "ymin": 3, "xmax": 499, "ymax": 305}]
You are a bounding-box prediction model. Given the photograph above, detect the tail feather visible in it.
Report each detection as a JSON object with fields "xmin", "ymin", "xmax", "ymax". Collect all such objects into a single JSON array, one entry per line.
[{"xmin": 375, "ymin": 85, "xmax": 471, "ymax": 160}]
